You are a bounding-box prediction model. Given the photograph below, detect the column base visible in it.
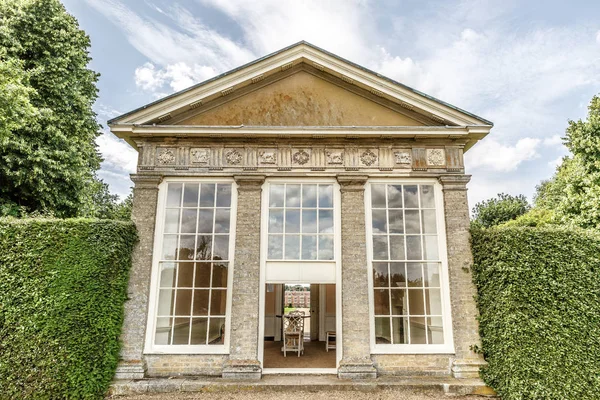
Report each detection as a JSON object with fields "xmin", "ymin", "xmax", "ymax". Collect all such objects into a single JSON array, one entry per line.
[
  {"xmin": 115, "ymin": 361, "xmax": 145, "ymax": 380},
  {"xmin": 222, "ymin": 359, "xmax": 262, "ymax": 380},
  {"xmin": 337, "ymin": 359, "xmax": 377, "ymax": 379},
  {"xmin": 452, "ymin": 358, "xmax": 486, "ymax": 379}
]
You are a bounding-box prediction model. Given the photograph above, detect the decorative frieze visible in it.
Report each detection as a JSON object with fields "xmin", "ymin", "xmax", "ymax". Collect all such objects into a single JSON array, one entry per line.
[
  {"xmin": 427, "ymin": 149, "xmax": 446, "ymax": 166},
  {"xmin": 394, "ymin": 150, "xmax": 412, "ymax": 165},
  {"xmin": 225, "ymin": 149, "xmax": 243, "ymax": 165},
  {"xmin": 326, "ymin": 150, "xmax": 344, "ymax": 165},
  {"xmin": 360, "ymin": 149, "xmax": 378, "ymax": 166},
  {"xmin": 258, "ymin": 150, "xmax": 277, "ymax": 165},
  {"xmin": 156, "ymin": 148, "xmax": 176, "ymax": 165},
  {"xmin": 190, "ymin": 148, "xmax": 210, "ymax": 164},
  {"xmin": 292, "ymin": 149, "xmax": 310, "ymax": 165}
]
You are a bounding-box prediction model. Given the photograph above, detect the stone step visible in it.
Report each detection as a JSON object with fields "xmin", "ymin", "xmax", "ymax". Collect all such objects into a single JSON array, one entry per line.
[{"xmin": 109, "ymin": 375, "xmax": 497, "ymax": 397}]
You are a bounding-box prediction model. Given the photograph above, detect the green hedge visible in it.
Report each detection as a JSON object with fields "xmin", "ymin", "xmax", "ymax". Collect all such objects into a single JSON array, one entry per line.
[
  {"xmin": 0, "ymin": 218, "xmax": 137, "ymax": 399},
  {"xmin": 471, "ymin": 226, "xmax": 600, "ymax": 399}
]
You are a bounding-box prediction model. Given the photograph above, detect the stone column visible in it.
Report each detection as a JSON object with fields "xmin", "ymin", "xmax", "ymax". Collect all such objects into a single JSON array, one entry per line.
[
  {"xmin": 115, "ymin": 174, "xmax": 162, "ymax": 380},
  {"xmin": 439, "ymin": 175, "xmax": 486, "ymax": 379},
  {"xmin": 336, "ymin": 175, "xmax": 377, "ymax": 379},
  {"xmin": 222, "ymin": 175, "xmax": 266, "ymax": 380}
]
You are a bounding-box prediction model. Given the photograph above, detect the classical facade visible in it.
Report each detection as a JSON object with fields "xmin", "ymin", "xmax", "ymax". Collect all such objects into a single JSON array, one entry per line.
[{"xmin": 109, "ymin": 42, "xmax": 492, "ymax": 382}]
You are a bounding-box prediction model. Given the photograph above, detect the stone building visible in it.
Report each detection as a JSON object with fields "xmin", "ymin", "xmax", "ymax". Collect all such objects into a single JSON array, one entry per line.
[{"xmin": 109, "ymin": 42, "xmax": 492, "ymax": 383}]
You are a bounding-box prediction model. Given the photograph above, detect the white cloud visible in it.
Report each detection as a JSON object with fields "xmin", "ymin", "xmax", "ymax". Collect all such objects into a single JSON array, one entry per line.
[
  {"xmin": 596, "ymin": 30, "xmax": 600, "ymax": 44},
  {"xmin": 134, "ymin": 62, "xmax": 164, "ymax": 91},
  {"xmin": 134, "ymin": 61, "xmax": 217, "ymax": 92},
  {"xmin": 548, "ymin": 156, "xmax": 564, "ymax": 168},
  {"xmin": 466, "ymin": 137, "xmax": 541, "ymax": 172},
  {"xmin": 543, "ymin": 134, "xmax": 563, "ymax": 147},
  {"xmin": 96, "ymin": 131, "xmax": 138, "ymax": 174}
]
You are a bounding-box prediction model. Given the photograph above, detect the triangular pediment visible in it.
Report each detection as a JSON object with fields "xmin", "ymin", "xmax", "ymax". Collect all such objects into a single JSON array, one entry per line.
[{"xmin": 175, "ymin": 70, "xmax": 426, "ymax": 127}]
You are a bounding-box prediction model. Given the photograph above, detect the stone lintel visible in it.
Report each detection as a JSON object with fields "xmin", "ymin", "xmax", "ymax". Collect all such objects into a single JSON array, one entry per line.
[
  {"xmin": 233, "ymin": 174, "xmax": 266, "ymax": 191},
  {"xmin": 438, "ymin": 175, "xmax": 471, "ymax": 191},
  {"xmin": 222, "ymin": 359, "xmax": 262, "ymax": 380},
  {"xmin": 114, "ymin": 361, "xmax": 145, "ymax": 380},
  {"xmin": 337, "ymin": 174, "xmax": 369, "ymax": 191},
  {"xmin": 451, "ymin": 358, "xmax": 487, "ymax": 379},
  {"xmin": 130, "ymin": 173, "xmax": 162, "ymax": 189},
  {"xmin": 337, "ymin": 360, "xmax": 377, "ymax": 379}
]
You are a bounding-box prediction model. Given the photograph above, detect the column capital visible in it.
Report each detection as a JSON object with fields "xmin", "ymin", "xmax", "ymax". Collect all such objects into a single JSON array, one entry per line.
[
  {"xmin": 130, "ymin": 174, "xmax": 162, "ymax": 189},
  {"xmin": 337, "ymin": 174, "xmax": 369, "ymax": 192},
  {"xmin": 439, "ymin": 174, "xmax": 471, "ymax": 191},
  {"xmin": 233, "ymin": 174, "xmax": 266, "ymax": 191}
]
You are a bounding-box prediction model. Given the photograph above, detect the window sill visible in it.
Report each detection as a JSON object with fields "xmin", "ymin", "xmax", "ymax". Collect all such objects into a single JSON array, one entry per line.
[
  {"xmin": 371, "ymin": 344, "xmax": 455, "ymax": 354},
  {"xmin": 144, "ymin": 345, "xmax": 229, "ymax": 355}
]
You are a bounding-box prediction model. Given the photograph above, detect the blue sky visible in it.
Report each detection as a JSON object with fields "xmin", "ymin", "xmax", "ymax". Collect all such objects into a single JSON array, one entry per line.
[{"xmin": 61, "ymin": 0, "xmax": 600, "ymax": 207}]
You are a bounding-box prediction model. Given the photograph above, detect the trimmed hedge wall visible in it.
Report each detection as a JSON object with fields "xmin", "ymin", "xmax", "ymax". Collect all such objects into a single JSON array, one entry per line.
[
  {"xmin": 0, "ymin": 218, "xmax": 137, "ymax": 399},
  {"xmin": 471, "ymin": 226, "xmax": 600, "ymax": 399}
]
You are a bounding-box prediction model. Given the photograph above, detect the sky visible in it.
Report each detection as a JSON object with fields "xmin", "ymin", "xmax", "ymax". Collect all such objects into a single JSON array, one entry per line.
[{"xmin": 60, "ymin": 0, "xmax": 600, "ymax": 207}]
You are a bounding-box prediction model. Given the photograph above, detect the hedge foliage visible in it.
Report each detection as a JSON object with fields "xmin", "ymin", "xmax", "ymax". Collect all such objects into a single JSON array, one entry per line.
[
  {"xmin": 471, "ymin": 226, "xmax": 600, "ymax": 399},
  {"xmin": 0, "ymin": 218, "xmax": 137, "ymax": 399}
]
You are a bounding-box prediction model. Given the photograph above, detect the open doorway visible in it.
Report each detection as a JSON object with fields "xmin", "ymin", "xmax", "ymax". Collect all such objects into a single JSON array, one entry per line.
[{"xmin": 263, "ymin": 283, "xmax": 336, "ymax": 369}]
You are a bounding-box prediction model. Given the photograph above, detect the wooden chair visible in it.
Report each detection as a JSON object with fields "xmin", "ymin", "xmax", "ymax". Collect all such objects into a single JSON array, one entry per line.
[
  {"xmin": 326, "ymin": 331, "xmax": 336, "ymax": 352},
  {"xmin": 282, "ymin": 310, "xmax": 305, "ymax": 357}
]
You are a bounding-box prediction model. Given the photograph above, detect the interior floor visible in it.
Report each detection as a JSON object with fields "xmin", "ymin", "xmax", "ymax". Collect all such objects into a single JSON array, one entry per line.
[{"xmin": 263, "ymin": 340, "xmax": 336, "ymax": 368}]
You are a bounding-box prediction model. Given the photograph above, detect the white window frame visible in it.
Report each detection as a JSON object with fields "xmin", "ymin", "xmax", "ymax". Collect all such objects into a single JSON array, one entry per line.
[
  {"xmin": 365, "ymin": 178, "xmax": 454, "ymax": 354},
  {"xmin": 144, "ymin": 177, "xmax": 237, "ymax": 355}
]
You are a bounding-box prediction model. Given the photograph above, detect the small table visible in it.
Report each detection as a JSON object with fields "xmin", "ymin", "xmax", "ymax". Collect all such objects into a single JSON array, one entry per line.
[{"xmin": 326, "ymin": 331, "xmax": 336, "ymax": 352}]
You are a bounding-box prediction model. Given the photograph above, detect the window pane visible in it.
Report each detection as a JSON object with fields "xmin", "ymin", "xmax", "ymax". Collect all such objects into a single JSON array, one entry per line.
[
  {"xmin": 209, "ymin": 318, "xmax": 226, "ymax": 345},
  {"xmin": 213, "ymin": 235, "xmax": 229, "ymax": 261},
  {"xmin": 286, "ymin": 184, "xmax": 301, "ymax": 207},
  {"xmin": 318, "ymin": 236, "xmax": 334, "ymax": 260},
  {"xmin": 318, "ymin": 210, "xmax": 334, "ymax": 233},
  {"xmin": 302, "ymin": 210, "xmax": 318, "ymax": 233},
  {"xmin": 192, "ymin": 289, "xmax": 209, "ymax": 316},
  {"xmin": 403, "ymin": 185, "xmax": 419, "ymax": 208},
  {"xmin": 375, "ymin": 317, "xmax": 391, "ymax": 344},
  {"xmin": 284, "ymin": 235, "xmax": 300, "ymax": 259},
  {"xmin": 212, "ymin": 263, "xmax": 228, "ymax": 288},
  {"xmin": 199, "ymin": 183, "xmax": 215, "ymax": 207},
  {"xmin": 372, "ymin": 262, "xmax": 389, "ymax": 287},
  {"xmin": 390, "ymin": 289, "xmax": 407, "ymax": 315},
  {"xmin": 420, "ymin": 185, "xmax": 435, "ymax": 208},
  {"xmin": 406, "ymin": 235, "xmax": 422, "ymax": 260},
  {"xmin": 285, "ymin": 210, "xmax": 301, "ymax": 233},
  {"xmin": 167, "ymin": 183, "xmax": 182, "ymax": 207},
  {"xmin": 407, "ymin": 263, "xmax": 423, "ymax": 287},
  {"xmin": 423, "ymin": 236, "xmax": 439, "ymax": 260},
  {"xmin": 155, "ymin": 317, "xmax": 172, "ymax": 345},
  {"xmin": 171, "ymin": 317, "xmax": 189, "ymax": 344},
  {"xmin": 268, "ymin": 235, "xmax": 283, "ymax": 259},
  {"xmin": 214, "ymin": 209, "xmax": 231, "ymax": 233},
  {"xmin": 371, "ymin": 184, "xmax": 386, "ymax": 208},
  {"xmin": 388, "ymin": 210, "xmax": 404, "ymax": 233},
  {"xmin": 190, "ymin": 318, "xmax": 208, "ymax": 345},
  {"xmin": 387, "ymin": 185, "xmax": 403, "ymax": 208},
  {"xmin": 162, "ymin": 235, "xmax": 178, "ymax": 260},
  {"xmin": 164, "ymin": 209, "xmax": 180, "ymax": 233},
  {"xmin": 175, "ymin": 289, "xmax": 192, "ymax": 315},
  {"xmin": 216, "ymin": 184, "xmax": 231, "ymax": 207},
  {"xmin": 404, "ymin": 210, "xmax": 420, "ymax": 234},
  {"xmin": 180, "ymin": 209, "xmax": 198, "ymax": 233},
  {"xmin": 372, "ymin": 236, "xmax": 388, "ymax": 260},
  {"xmin": 157, "ymin": 289, "xmax": 175, "ymax": 315},
  {"xmin": 409, "ymin": 317, "xmax": 427, "ymax": 344},
  {"xmin": 270, "ymin": 184, "xmax": 285, "ymax": 207},
  {"xmin": 269, "ymin": 209, "xmax": 284, "ymax": 233},
  {"xmin": 194, "ymin": 262, "xmax": 211, "ymax": 288},
  {"xmin": 373, "ymin": 289, "xmax": 390, "ymax": 315},
  {"xmin": 389, "ymin": 235, "xmax": 405, "ymax": 260},
  {"xmin": 177, "ymin": 262, "xmax": 194, "ymax": 288},
  {"xmin": 210, "ymin": 289, "xmax": 227, "ymax": 316},
  {"xmin": 302, "ymin": 185, "xmax": 317, "ymax": 207},
  {"xmin": 408, "ymin": 289, "xmax": 425, "ymax": 315},
  {"xmin": 183, "ymin": 183, "xmax": 199, "ymax": 207},
  {"xmin": 372, "ymin": 210, "xmax": 387, "ymax": 234},
  {"xmin": 195, "ymin": 235, "xmax": 212, "ymax": 260},
  {"xmin": 424, "ymin": 263, "xmax": 440, "ymax": 287},
  {"xmin": 178, "ymin": 235, "xmax": 195, "ymax": 260},
  {"xmin": 425, "ymin": 289, "xmax": 442, "ymax": 315},
  {"xmin": 302, "ymin": 235, "xmax": 317, "ymax": 260},
  {"xmin": 197, "ymin": 209, "xmax": 214, "ymax": 234},
  {"xmin": 390, "ymin": 262, "xmax": 406, "ymax": 287},
  {"xmin": 427, "ymin": 317, "xmax": 444, "ymax": 344},
  {"xmin": 159, "ymin": 263, "xmax": 176, "ymax": 287},
  {"xmin": 318, "ymin": 185, "xmax": 333, "ymax": 208},
  {"xmin": 392, "ymin": 317, "xmax": 408, "ymax": 344},
  {"xmin": 421, "ymin": 210, "xmax": 437, "ymax": 234}
]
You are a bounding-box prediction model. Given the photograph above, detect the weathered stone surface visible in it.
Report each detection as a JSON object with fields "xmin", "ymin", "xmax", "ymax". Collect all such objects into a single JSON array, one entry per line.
[{"xmin": 337, "ymin": 175, "xmax": 376, "ymax": 379}]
